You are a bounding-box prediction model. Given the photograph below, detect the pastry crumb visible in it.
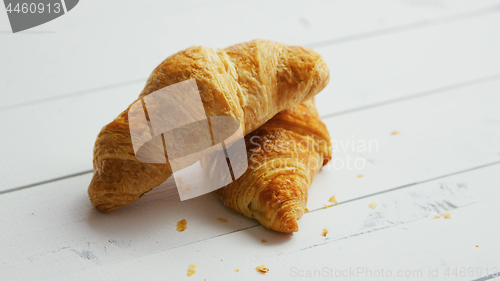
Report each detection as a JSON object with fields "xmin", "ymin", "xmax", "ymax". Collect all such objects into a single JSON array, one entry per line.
[
  {"xmin": 186, "ymin": 263, "xmax": 197, "ymax": 276},
  {"xmin": 322, "ymin": 228, "xmax": 329, "ymax": 237},
  {"xmin": 256, "ymin": 265, "xmax": 269, "ymax": 273},
  {"xmin": 476, "ymin": 245, "xmax": 479, "ymax": 248},
  {"xmin": 304, "ymin": 208, "xmax": 309, "ymax": 212},
  {"xmin": 440, "ymin": 212, "xmax": 451, "ymax": 219},
  {"xmin": 216, "ymin": 218, "xmax": 228, "ymax": 223},
  {"xmin": 176, "ymin": 219, "xmax": 187, "ymax": 232},
  {"xmin": 433, "ymin": 215, "xmax": 440, "ymax": 219},
  {"xmin": 391, "ymin": 131, "xmax": 400, "ymax": 135},
  {"xmin": 328, "ymin": 196, "xmax": 338, "ymax": 204},
  {"xmin": 182, "ymin": 184, "xmax": 192, "ymax": 193},
  {"xmin": 261, "ymin": 239, "xmax": 267, "ymax": 243},
  {"xmin": 357, "ymin": 174, "xmax": 364, "ymax": 178},
  {"xmin": 368, "ymin": 201, "xmax": 377, "ymax": 209},
  {"xmin": 324, "ymin": 204, "xmax": 334, "ymax": 209},
  {"xmin": 235, "ymin": 269, "xmax": 239, "ymax": 272}
]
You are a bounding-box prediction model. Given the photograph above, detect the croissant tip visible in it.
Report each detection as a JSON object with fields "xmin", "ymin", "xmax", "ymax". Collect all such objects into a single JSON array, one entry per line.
[
  {"xmin": 88, "ymin": 188, "xmax": 138, "ymax": 212},
  {"xmin": 280, "ymin": 218, "xmax": 299, "ymax": 233},
  {"xmin": 88, "ymin": 195, "xmax": 121, "ymax": 212},
  {"xmin": 94, "ymin": 204, "xmax": 118, "ymax": 213}
]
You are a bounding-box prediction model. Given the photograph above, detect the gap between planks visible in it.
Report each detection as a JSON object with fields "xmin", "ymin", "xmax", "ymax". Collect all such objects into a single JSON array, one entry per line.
[{"xmin": 306, "ymin": 3, "xmax": 500, "ymax": 48}]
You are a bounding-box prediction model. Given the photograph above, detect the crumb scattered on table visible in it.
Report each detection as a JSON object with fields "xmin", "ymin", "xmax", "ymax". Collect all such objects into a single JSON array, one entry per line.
[
  {"xmin": 181, "ymin": 184, "xmax": 192, "ymax": 193},
  {"xmin": 476, "ymin": 245, "xmax": 479, "ymax": 248},
  {"xmin": 216, "ymin": 218, "xmax": 228, "ymax": 223},
  {"xmin": 440, "ymin": 212, "xmax": 451, "ymax": 219},
  {"xmin": 261, "ymin": 239, "xmax": 267, "ymax": 243},
  {"xmin": 304, "ymin": 208, "xmax": 309, "ymax": 212},
  {"xmin": 235, "ymin": 269, "xmax": 239, "ymax": 272},
  {"xmin": 256, "ymin": 265, "xmax": 269, "ymax": 273},
  {"xmin": 391, "ymin": 131, "xmax": 400, "ymax": 135},
  {"xmin": 357, "ymin": 174, "xmax": 364, "ymax": 178},
  {"xmin": 187, "ymin": 263, "xmax": 197, "ymax": 276},
  {"xmin": 322, "ymin": 228, "xmax": 329, "ymax": 237},
  {"xmin": 324, "ymin": 204, "xmax": 334, "ymax": 209},
  {"xmin": 177, "ymin": 219, "xmax": 187, "ymax": 232},
  {"xmin": 329, "ymin": 196, "xmax": 338, "ymax": 205},
  {"xmin": 368, "ymin": 201, "xmax": 377, "ymax": 209},
  {"xmin": 433, "ymin": 215, "xmax": 440, "ymax": 219}
]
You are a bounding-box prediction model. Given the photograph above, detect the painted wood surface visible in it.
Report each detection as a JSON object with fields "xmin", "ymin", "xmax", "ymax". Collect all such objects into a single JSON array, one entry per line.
[
  {"xmin": 1, "ymin": 78, "xmax": 499, "ymax": 280},
  {"xmin": 68, "ymin": 164, "xmax": 500, "ymax": 281}
]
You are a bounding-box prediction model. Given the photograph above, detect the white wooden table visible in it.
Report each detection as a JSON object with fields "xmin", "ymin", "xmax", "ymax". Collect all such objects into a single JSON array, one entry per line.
[{"xmin": 2, "ymin": 1, "xmax": 500, "ymax": 280}]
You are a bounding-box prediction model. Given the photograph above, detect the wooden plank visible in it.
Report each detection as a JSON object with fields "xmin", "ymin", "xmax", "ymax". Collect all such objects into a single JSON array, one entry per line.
[
  {"xmin": 1, "ymin": 0, "xmax": 499, "ymax": 109},
  {"xmin": 2, "ymin": 11, "xmax": 500, "ymax": 192},
  {"xmin": 1, "ymin": 156, "xmax": 499, "ymax": 280}
]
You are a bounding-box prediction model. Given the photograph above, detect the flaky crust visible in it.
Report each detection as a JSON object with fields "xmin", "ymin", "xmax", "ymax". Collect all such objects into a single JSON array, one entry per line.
[
  {"xmin": 215, "ymin": 98, "xmax": 331, "ymax": 233},
  {"xmin": 88, "ymin": 39, "xmax": 330, "ymax": 212}
]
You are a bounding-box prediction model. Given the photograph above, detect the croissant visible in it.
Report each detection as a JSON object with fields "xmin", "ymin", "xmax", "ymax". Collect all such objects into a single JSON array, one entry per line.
[
  {"xmin": 215, "ymin": 98, "xmax": 331, "ymax": 233},
  {"xmin": 88, "ymin": 39, "xmax": 330, "ymax": 212}
]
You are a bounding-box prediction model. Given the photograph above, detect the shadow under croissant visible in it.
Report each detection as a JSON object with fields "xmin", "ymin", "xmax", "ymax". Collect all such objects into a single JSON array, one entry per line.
[{"xmin": 84, "ymin": 177, "xmax": 294, "ymax": 245}]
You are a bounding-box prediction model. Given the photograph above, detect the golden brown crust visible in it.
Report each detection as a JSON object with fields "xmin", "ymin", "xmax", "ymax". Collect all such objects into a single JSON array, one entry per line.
[
  {"xmin": 88, "ymin": 39, "xmax": 330, "ymax": 212},
  {"xmin": 215, "ymin": 98, "xmax": 332, "ymax": 233}
]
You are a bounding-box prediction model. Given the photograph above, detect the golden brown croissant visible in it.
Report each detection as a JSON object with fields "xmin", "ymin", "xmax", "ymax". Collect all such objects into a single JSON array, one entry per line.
[
  {"xmin": 88, "ymin": 39, "xmax": 330, "ymax": 212},
  {"xmin": 215, "ymin": 98, "xmax": 331, "ymax": 233}
]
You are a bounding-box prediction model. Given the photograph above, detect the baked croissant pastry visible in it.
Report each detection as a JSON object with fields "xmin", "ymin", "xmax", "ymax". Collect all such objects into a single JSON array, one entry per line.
[
  {"xmin": 88, "ymin": 39, "xmax": 330, "ymax": 212},
  {"xmin": 215, "ymin": 98, "xmax": 331, "ymax": 233}
]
